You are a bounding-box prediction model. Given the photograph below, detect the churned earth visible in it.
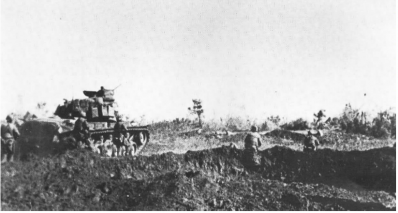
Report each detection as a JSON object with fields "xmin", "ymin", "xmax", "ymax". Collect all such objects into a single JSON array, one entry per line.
[{"xmin": 1, "ymin": 136, "xmax": 396, "ymax": 211}]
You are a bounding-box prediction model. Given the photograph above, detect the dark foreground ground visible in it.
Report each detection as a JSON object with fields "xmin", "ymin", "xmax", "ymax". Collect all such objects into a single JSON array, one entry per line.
[{"xmin": 1, "ymin": 144, "xmax": 395, "ymax": 211}]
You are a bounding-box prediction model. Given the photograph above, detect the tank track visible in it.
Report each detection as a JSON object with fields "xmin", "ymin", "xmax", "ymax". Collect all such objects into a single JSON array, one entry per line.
[{"xmin": 59, "ymin": 126, "xmax": 150, "ymax": 156}]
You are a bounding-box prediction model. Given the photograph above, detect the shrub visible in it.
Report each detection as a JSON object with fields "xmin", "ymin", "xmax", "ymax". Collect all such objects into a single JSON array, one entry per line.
[
  {"xmin": 281, "ymin": 118, "xmax": 310, "ymax": 130},
  {"xmin": 224, "ymin": 116, "xmax": 250, "ymax": 131},
  {"xmin": 370, "ymin": 114, "xmax": 391, "ymax": 139},
  {"xmin": 338, "ymin": 104, "xmax": 394, "ymax": 139},
  {"xmin": 258, "ymin": 120, "xmax": 279, "ymax": 131}
]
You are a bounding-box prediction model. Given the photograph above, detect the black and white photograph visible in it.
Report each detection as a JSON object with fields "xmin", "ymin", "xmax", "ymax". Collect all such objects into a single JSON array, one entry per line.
[{"xmin": 1, "ymin": 0, "xmax": 396, "ymax": 211}]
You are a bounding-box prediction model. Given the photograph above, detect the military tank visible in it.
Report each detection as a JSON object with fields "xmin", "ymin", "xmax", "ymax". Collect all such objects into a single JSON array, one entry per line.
[{"xmin": 54, "ymin": 87, "xmax": 150, "ymax": 156}]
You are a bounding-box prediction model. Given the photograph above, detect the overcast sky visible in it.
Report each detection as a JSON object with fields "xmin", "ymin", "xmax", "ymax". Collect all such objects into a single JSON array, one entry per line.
[{"xmin": 1, "ymin": 0, "xmax": 396, "ymax": 122}]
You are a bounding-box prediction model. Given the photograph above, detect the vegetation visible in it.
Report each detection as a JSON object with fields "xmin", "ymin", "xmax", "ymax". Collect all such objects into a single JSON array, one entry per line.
[
  {"xmin": 339, "ymin": 104, "xmax": 395, "ymax": 139},
  {"xmin": 1, "ymin": 102, "xmax": 396, "ymax": 211},
  {"xmin": 280, "ymin": 118, "xmax": 310, "ymax": 131},
  {"xmin": 188, "ymin": 99, "xmax": 204, "ymax": 127}
]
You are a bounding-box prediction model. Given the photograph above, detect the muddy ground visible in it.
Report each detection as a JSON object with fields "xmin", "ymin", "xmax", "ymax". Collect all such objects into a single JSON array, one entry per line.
[{"xmin": 1, "ymin": 140, "xmax": 396, "ymax": 210}]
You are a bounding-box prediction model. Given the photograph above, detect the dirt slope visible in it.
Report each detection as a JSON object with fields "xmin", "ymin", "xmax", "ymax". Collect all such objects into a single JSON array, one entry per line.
[{"xmin": 1, "ymin": 145, "xmax": 395, "ymax": 210}]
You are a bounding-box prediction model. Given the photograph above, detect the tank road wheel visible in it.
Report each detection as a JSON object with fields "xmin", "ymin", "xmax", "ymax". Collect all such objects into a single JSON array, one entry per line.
[
  {"xmin": 128, "ymin": 145, "xmax": 136, "ymax": 156},
  {"xmin": 135, "ymin": 132, "xmax": 148, "ymax": 155},
  {"xmin": 138, "ymin": 132, "xmax": 147, "ymax": 145}
]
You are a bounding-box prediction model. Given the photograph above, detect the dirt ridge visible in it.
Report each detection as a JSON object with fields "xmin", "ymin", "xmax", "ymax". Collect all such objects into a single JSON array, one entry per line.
[{"xmin": 1, "ymin": 145, "xmax": 396, "ymax": 210}]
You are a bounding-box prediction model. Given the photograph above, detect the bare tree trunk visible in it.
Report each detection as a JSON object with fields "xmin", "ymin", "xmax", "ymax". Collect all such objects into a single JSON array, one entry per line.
[{"xmin": 198, "ymin": 113, "xmax": 203, "ymax": 128}]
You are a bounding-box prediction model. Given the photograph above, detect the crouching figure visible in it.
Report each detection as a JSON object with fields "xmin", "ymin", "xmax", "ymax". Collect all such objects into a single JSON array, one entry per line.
[
  {"xmin": 102, "ymin": 135, "xmax": 114, "ymax": 157},
  {"xmin": 303, "ymin": 130, "xmax": 322, "ymax": 152},
  {"xmin": 243, "ymin": 125, "xmax": 262, "ymax": 167},
  {"xmin": 123, "ymin": 132, "xmax": 137, "ymax": 156}
]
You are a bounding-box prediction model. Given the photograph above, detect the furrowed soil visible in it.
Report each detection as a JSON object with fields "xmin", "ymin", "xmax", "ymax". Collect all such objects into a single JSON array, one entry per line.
[{"xmin": 1, "ymin": 138, "xmax": 396, "ymax": 211}]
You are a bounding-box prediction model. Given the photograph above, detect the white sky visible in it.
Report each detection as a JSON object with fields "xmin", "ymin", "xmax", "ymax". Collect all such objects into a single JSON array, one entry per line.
[{"xmin": 1, "ymin": 0, "xmax": 396, "ymax": 122}]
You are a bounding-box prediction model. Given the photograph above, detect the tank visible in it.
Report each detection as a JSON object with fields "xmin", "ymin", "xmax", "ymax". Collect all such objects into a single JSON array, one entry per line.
[{"xmin": 53, "ymin": 87, "xmax": 150, "ymax": 156}]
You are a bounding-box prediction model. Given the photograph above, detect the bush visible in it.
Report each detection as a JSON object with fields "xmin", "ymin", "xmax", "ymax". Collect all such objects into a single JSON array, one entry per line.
[
  {"xmin": 338, "ymin": 104, "xmax": 394, "ymax": 139},
  {"xmin": 281, "ymin": 118, "xmax": 310, "ymax": 130},
  {"xmin": 224, "ymin": 116, "xmax": 250, "ymax": 131},
  {"xmin": 370, "ymin": 115, "xmax": 391, "ymax": 139}
]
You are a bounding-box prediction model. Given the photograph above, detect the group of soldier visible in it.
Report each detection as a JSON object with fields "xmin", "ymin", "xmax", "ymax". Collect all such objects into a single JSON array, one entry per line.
[
  {"xmin": 243, "ymin": 125, "xmax": 321, "ymax": 167},
  {"xmin": 84, "ymin": 132, "xmax": 136, "ymax": 157},
  {"xmin": 73, "ymin": 116, "xmax": 137, "ymax": 157},
  {"xmin": 0, "ymin": 114, "xmax": 139, "ymax": 163},
  {"xmin": 1, "ymin": 113, "xmax": 321, "ymax": 164}
]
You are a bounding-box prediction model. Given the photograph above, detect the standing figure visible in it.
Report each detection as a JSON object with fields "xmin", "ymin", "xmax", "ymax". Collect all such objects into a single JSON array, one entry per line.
[
  {"xmin": 243, "ymin": 125, "xmax": 262, "ymax": 167},
  {"xmin": 314, "ymin": 110, "xmax": 326, "ymax": 125},
  {"xmin": 113, "ymin": 116, "xmax": 127, "ymax": 156},
  {"xmin": 114, "ymin": 116, "xmax": 128, "ymax": 140},
  {"xmin": 1, "ymin": 115, "xmax": 20, "ymax": 163}
]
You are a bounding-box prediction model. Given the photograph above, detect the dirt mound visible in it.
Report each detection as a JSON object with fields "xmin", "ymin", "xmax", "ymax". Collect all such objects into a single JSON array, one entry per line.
[
  {"xmin": 1, "ymin": 146, "xmax": 395, "ymax": 210},
  {"xmin": 15, "ymin": 119, "xmax": 77, "ymax": 160},
  {"xmin": 17, "ymin": 120, "xmax": 61, "ymax": 160}
]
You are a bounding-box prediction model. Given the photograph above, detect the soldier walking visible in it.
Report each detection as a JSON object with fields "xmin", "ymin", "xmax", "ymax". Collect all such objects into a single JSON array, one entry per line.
[{"xmin": 1, "ymin": 115, "xmax": 20, "ymax": 163}]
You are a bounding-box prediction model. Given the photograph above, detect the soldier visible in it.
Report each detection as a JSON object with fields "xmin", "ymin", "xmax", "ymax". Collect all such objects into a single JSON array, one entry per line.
[
  {"xmin": 103, "ymin": 135, "xmax": 114, "ymax": 157},
  {"xmin": 1, "ymin": 115, "xmax": 20, "ymax": 163},
  {"xmin": 114, "ymin": 132, "xmax": 131, "ymax": 157},
  {"xmin": 73, "ymin": 116, "xmax": 90, "ymax": 149},
  {"xmin": 86, "ymin": 134, "xmax": 96, "ymax": 151},
  {"xmin": 314, "ymin": 110, "xmax": 326, "ymax": 125},
  {"xmin": 303, "ymin": 130, "xmax": 321, "ymax": 152},
  {"xmin": 243, "ymin": 125, "xmax": 262, "ymax": 167},
  {"xmin": 124, "ymin": 132, "xmax": 136, "ymax": 156},
  {"xmin": 97, "ymin": 86, "xmax": 106, "ymax": 98},
  {"xmin": 111, "ymin": 116, "xmax": 126, "ymax": 156},
  {"xmin": 94, "ymin": 135, "xmax": 105, "ymax": 155},
  {"xmin": 114, "ymin": 116, "xmax": 128, "ymax": 141}
]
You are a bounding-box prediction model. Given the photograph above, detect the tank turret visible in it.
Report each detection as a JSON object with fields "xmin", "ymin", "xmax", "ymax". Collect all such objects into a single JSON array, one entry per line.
[{"xmin": 55, "ymin": 87, "xmax": 118, "ymax": 122}]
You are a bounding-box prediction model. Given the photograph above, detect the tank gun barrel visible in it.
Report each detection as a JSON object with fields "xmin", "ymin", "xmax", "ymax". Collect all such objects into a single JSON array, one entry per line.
[{"xmin": 112, "ymin": 84, "xmax": 122, "ymax": 91}]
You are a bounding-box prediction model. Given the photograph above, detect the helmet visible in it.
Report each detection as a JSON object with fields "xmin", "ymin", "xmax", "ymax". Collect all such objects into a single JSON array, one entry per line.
[
  {"xmin": 251, "ymin": 125, "xmax": 258, "ymax": 132},
  {"xmin": 3, "ymin": 133, "xmax": 13, "ymax": 139},
  {"xmin": 6, "ymin": 115, "xmax": 13, "ymax": 123}
]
